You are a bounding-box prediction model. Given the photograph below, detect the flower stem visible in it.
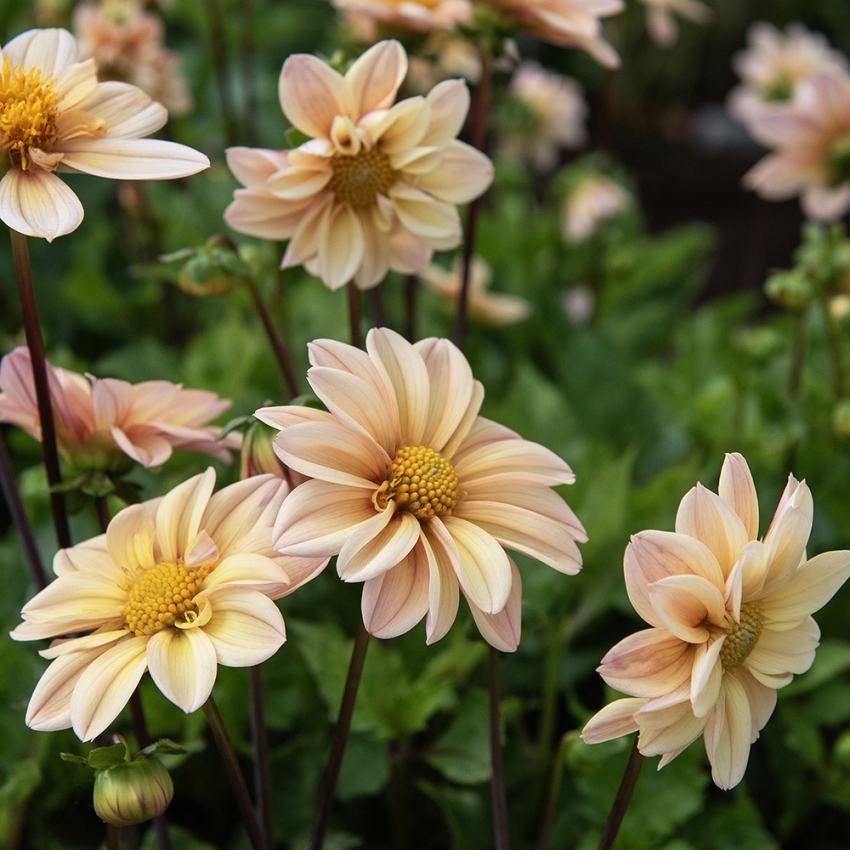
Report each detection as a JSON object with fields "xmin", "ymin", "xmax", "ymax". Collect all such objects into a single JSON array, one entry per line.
[
  {"xmin": 597, "ymin": 737, "xmax": 643, "ymax": 850},
  {"xmin": 0, "ymin": 429, "xmax": 48, "ymax": 590},
  {"xmin": 202, "ymin": 696, "xmax": 266, "ymax": 850},
  {"xmin": 405, "ymin": 274, "xmax": 418, "ymax": 342},
  {"xmin": 451, "ymin": 45, "xmax": 491, "ymax": 350},
  {"xmin": 347, "ymin": 282, "xmax": 363, "ymax": 349},
  {"xmin": 489, "ymin": 646, "xmax": 510, "ymax": 850},
  {"xmin": 367, "ymin": 286, "xmax": 386, "ymax": 330},
  {"xmin": 95, "ymin": 494, "xmax": 111, "ymax": 535},
  {"xmin": 201, "ymin": 0, "xmax": 239, "ymax": 146},
  {"xmin": 107, "ymin": 824, "xmax": 121, "ymax": 850},
  {"xmin": 535, "ymin": 733, "xmax": 569, "ymax": 850},
  {"xmin": 238, "ymin": 0, "xmax": 258, "ymax": 147},
  {"xmin": 310, "ymin": 617, "xmax": 371, "ymax": 850},
  {"xmin": 249, "ymin": 665, "xmax": 274, "ymax": 850},
  {"xmin": 9, "ymin": 228, "xmax": 71, "ymax": 550}
]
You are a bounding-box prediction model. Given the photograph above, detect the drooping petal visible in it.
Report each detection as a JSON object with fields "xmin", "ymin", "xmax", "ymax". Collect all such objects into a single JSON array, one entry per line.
[
  {"xmin": 0, "ymin": 167, "xmax": 84, "ymax": 241},
  {"xmin": 581, "ymin": 699, "xmax": 644, "ymax": 744},
  {"xmin": 467, "ymin": 560, "xmax": 522, "ymax": 652},
  {"xmin": 361, "ymin": 544, "xmax": 429, "ymax": 638},
  {"xmin": 336, "ymin": 509, "xmax": 420, "ymax": 582},
  {"xmin": 703, "ymin": 674, "xmax": 753, "ymax": 790},
  {"xmin": 146, "ymin": 626, "xmax": 217, "ymax": 713},
  {"xmin": 420, "ymin": 527, "xmax": 459, "ymax": 644}
]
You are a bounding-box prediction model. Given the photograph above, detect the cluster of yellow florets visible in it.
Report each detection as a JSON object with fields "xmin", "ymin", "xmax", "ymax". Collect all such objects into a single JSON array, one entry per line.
[
  {"xmin": 375, "ymin": 444, "xmax": 461, "ymax": 521},
  {"xmin": 328, "ymin": 147, "xmax": 396, "ymax": 208},
  {"xmin": 123, "ymin": 562, "xmax": 202, "ymax": 637},
  {"xmin": 719, "ymin": 601, "xmax": 765, "ymax": 670}
]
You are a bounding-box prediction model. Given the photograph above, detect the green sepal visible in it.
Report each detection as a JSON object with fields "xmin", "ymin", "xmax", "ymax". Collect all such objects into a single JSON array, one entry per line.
[{"xmin": 88, "ymin": 741, "xmax": 131, "ymax": 770}]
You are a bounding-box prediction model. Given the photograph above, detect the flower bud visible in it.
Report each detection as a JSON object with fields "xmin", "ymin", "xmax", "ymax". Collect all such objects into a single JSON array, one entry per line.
[
  {"xmin": 94, "ymin": 757, "xmax": 173, "ymax": 826},
  {"xmin": 764, "ymin": 270, "xmax": 814, "ymax": 311}
]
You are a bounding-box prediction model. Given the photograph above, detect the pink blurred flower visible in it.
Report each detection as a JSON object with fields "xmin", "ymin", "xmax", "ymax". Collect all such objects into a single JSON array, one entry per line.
[
  {"xmin": 582, "ymin": 453, "xmax": 850, "ymax": 789},
  {"xmin": 560, "ymin": 172, "xmax": 631, "ymax": 242},
  {"xmin": 743, "ymin": 67, "xmax": 850, "ymax": 221},
  {"xmin": 256, "ymin": 327, "xmax": 586, "ymax": 651},
  {"xmin": 0, "ymin": 27, "xmax": 208, "ymax": 240},
  {"xmin": 638, "ymin": 0, "xmax": 710, "ymax": 49},
  {"xmin": 73, "ymin": 0, "xmax": 193, "ymax": 116},
  {"xmin": 11, "ymin": 469, "xmax": 328, "ymax": 740},
  {"xmin": 0, "ymin": 346, "xmax": 239, "ymax": 471},
  {"xmin": 328, "ymin": 0, "xmax": 471, "ymax": 38},
  {"xmin": 483, "ymin": 0, "xmax": 624, "ymax": 68},
  {"xmin": 224, "ymin": 40, "xmax": 493, "ymax": 291}
]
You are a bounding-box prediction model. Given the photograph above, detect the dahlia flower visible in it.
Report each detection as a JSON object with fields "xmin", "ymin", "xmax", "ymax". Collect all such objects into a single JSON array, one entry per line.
[
  {"xmin": 224, "ymin": 40, "xmax": 493, "ymax": 291},
  {"xmin": 743, "ymin": 67, "xmax": 850, "ymax": 222},
  {"xmin": 582, "ymin": 453, "xmax": 850, "ymax": 789},
  {"xmin": 420, "ymin": 255, "xmax": 531, "ymax": 325},
  {"xmin": 328, "ymin": 0, "xmax": 472, "ymax": 36},
  {"xmin": 482, "ymin": 0, "xmax": 624, "ymax": 68},
  {"xmin": 638, "ymin": 0, "xmax": 710, "ymax": 49},
  {"xmin": 560, "ymin": 172, "xmax": 631, "ymax": 243},
  {"xmin": 256, "ymin": 327, "xmax": 586, "ymax": 651},
  {"xmin": 0, "ymin": 27, "xmax": 208, "ymax": 240},
  {"xmin": 0, "ymin": 346, "xmax": 239, "ymax": 471},
  {"xmin": 11, "ymin": 469, "xmax": 329, "ymax": 741},
  {"xmin": 502, "ymin": 61, "xmax": 587, "ymax": 172}
]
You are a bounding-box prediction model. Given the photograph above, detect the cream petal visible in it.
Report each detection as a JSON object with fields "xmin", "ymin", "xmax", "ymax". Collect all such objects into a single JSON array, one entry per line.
[
  {"xmin": 440, "ymin": 381, "xmax": 485, "ymax": 461},
  {"xmin": 346, "ymin": 39, "xmax": 407, "ymax": 115},
  {"xmin": 802, "ymin": 184, "xmax": 850, "ymax": 222},
  {"xmin": 57, "ymin": 138, "xmax": 210, "ymax": 179},
  {"xmin": 417, "ymin": 140, "xmax": 494, "ymax": 204},
  {"xmin": 254, "ymin": 404, "xmax": 335, "ymax": 431},
  {"xmin": 366, "ymin": 97, "xmax": 430, "ymax": 153},
  {"xmin": 17, "ymin": 571, "xmax": 125, "ymax": 629},
  {"xmin": 389, "ymin": 183, "xmax": 461, "ymax": 249},
  {"xmin": 675, "ymin": 483, "xmax": 749, "ymax": 576},
  {"xmin": 155, "ymin": 469, "xmax": 217, "ymax": 564},
  {"xmin": 70, "ymin": 636, "xmax": 149, "ymax": 740},
  {"xmin": 76, "ymin": 80, "xmax": 167, "ymax": 138},
  {"xmin": 105, "ymin": 503, "xmax": 157, "ymax": 572},
  {"xmin": 390, "ymin": 145, "xmax": 444, "ymax": 174},
  {"xmin": 52, "ymin": 59, "xmax": 99, "ymax": 110},
  {"xmin": 203, "ymin": 553, "xmax": 290, "ymax": 595},
  {"xmin": 467, "ymin": 559, "xmax": 522, "ymax": 652},
  {"xmin": 273, "ymin": 554, "xmax": 329, "ymax": 599},
  {"xmin": 387, "ymin": 220, "xmax": 432, "ymax": 275},
  {"xmin": 763, "ymin": 550, "xmax": 850, "ymax": 626},
  {"xmin": 146, "ymin": 627, "xmax": 217, "ymax": 713},
  {"xmin": 419, "ymin": 79, "xmax": 470, "ymax": 147},
  {"xmin": 0, "ymin": 167, "xmax": 83, "ymax": 241},
  {"xmin": 704, "ymin": 675, "xmax": 753, "ymax": 789},
  {"xmin": 361, "ymin": 546, "xmax": 429, "ymax": 639},
  {"xmin": 718, "ymin": 453, "xmax": 759, "ymax": 541},
  {"xmin": 226, "ymin": 146, "xmax": 290, "ymax": 187},
  {"xmin": 336, "ymin": 508, "xmax": 420, "ymax": 582},
  {"xmin": 266, "ymin": 165, "xmax": 332, "ymax": 200},
  {"xmin": 52, "ymin": 534, "xmax": 113, "ymax": 578},
  {"xmin": 731, "ymin": 666, "xmax": 777, "ymax": 740},
  {"xmin": 746, "ymin": 618, "xmax": 819, "ymax": 677},
  {"xmin": 762, "ymin": 483, "xmax": 814, "ymax": 595},
  {"xmin": 365, "ymin": 327, "xmax": 430, "ymax": 446},
  {"xmin": 40, "ymin": 628, "xmax": 128, "ymax": 658},
  {"xmin": 279, "ymin": 53, "xmax": 351, "ymax": 139},
  {"xmin": 690, "ymin": 637, "xmax": 725, "ymax": 717},
  {"xmin": 638, "ymin": 704, "xmax": 706, "ymax": 760},
  {"xmin": 625, "ymin": 531, "xmax": 725, "ymax": 629},
  {"xmin": 581, "ymin": 699, "xmax": 643, "ymax": 744},
  {"xmin": 737, "ymin": 539, "xmax": 769, "ymax": 602},
  {"xmin": 275, "ymin": 421, "xmax": 388, "ymax": 488},
  {"xmin": 196, "ymin": 586, "xmax": 285, "ymax": 667},
  {"xmin": 598, "ymin": 629, "xmax": 694, "ymax": 698},
  {"xmin": 439, "ymin": 515, "xmax": 512, "ymax": 615},
  {"xmin": 4, "ymin": 28, "xmax": 80, "ymax": 75},
  {"xmin": 420, "ymin": 526, "xmax": 460, "ymax": 644},
  {"xmin": 648, "ymin": 574, "xmax": 725, "ymax": 643},
  {"xmin": 354, "ymin": 211, "xmax": 393, "ymax": 288},
  {"xmin": 281, "ymin": 195, "xmax": 334, "ymax": 270}
]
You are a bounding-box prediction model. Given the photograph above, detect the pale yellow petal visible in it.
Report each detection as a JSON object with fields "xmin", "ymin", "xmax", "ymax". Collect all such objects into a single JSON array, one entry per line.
[
  {"xmin": 361, "ymin": 546, "xmax": 429, "ymax": 639},
  {"xmin": 718, "ymin": 452, "xmax": 759, "ymax": 541},
  {"xmin": 155, "ymin": 468, "xmax": 217, "ymax": 564},
  {"xmin": 337, "ymin": 509, "xmax": 420, "ymax": 582},
  {"xmin": 0, "ymin": 167, "xmax": 83, "ymax": 241},
  {"xmin": 648, "ymin": 574, "xmax": 724, "ymax": 643},
  {"xmin": 467, "ymin": 559, "xmax": 522, "ymax": 652},
  {"xmin": 146, "ymin": 626, "xmax": 217, "ymax": 713},
  {"xmin": 106, "ymin": 503, "xmax": 157, "ymax": 572},
  {"xmin": 57, "ymin": 139, "xmax": 210, "ymax": 179}
]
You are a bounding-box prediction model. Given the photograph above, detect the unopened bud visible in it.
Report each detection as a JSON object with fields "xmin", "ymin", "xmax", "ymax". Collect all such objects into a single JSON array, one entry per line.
[
  {"xmin": 94, "ymin": 757, "xmax": 173, "ymax": 826},
  {"xmin": 241, "ymin": 418, "xmax": 288, "ymax": 480},
  {"xmin": 764, "ymin": 270, "xmax": 814, "ymax": 311}
]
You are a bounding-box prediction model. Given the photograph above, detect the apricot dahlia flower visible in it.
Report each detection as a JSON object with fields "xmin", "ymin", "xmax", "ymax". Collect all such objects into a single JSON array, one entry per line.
[
  {"xmin": 11, "ymin": 469, "xmax": 328, "ymax": 741},
  {"xmin": 0, "ymin": 346, "xmax": 238, "ymax": 471},
  {"xmin": 256, "ymin": 328, "xmax": 586, "ymax": 650},
  {"xmin": 0, "ymin": 27, "xmax": 208, "ymax": 240},
  {"xmin": 224, "ymin": 40, "xmax": 493, "ymax": 290},
  {"xmin": 582, "ymin": 453, "xmax": 850, "ymax": 789}
]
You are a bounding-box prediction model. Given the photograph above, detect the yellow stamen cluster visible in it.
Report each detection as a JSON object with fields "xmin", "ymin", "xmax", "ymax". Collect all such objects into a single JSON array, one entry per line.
[
  {"xmin": 719, "ymin": 601, "xmax": 764, "ymax": 670},
  {"xmin": 329, "ymin": 147, "xmax": 396, "ymax": 208},
  {"xmin": 373, "ymin": 444, "xmax": 461, "ymax": 521},
  {"xmin": 123, "ymin": 561, "xmax": 203, "ymax": 637},
  {"xmin": 0, "ymin": 57, "xmax": 60, "ymax": 170}
]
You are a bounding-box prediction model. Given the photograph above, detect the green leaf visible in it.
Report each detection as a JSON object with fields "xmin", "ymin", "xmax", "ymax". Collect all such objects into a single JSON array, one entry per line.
[
  {"xmin": 425, "ymin": 688, "xmax": 491, "ymax": 785},
  {"xmin": 137, "ymin": 739, "xmax": 187, "ymax": 759},
  {"xmin": 88, "ymin": 741, "xmax": 130, "ymax": 770}
]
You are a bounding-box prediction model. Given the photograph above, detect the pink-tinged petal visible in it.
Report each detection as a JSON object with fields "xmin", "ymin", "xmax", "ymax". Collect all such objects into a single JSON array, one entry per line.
[
  {"xmin": 110, "ymin": 425, "xmax": 172, "ymax": 467},
  {"xmin": 146, "ymin": 627, "xmax": 216, "ymax": 713},
  {"xmin": 346, "ymin": 39, "xmax": 407, "ymax": 115},
  {"xmin": 675, "ymin": 483, "xmax": 749, "ymax": 576},
  {"xmin": 365, "ymin": 97, "xmax": 430, "ymax": 153},
  {"xmin": 76, "ymin": 80, "xmax": 166, "ymax": 138},
  {"xmin": 389, "ymin": 183, "xmax": 460, "ymax": 249},
  {"xmin": 386, "ymin": 220, "xmax": 432, "ymax": 275},
  {"xmin": 16, "ymin": 571, "xmax": 125, "ymax": 630},
  {"xmin": 308, "ymin": 366, "xmax": 398, "ymax": 455},
  {"xmin": 155, "ymin": 469, "xmax": 217, "ymax": 564},
  {"xmin": 254, "ymin": 404, "xmax": 336, "ymax": 431},
  {"xmin": 390, "ymin": 145, "xmax": 444, "ymax": 174},
  {"xmin": 280, "ymin": 196, "xmax": 334, "ymax": 270},
  {"xmin": 273, "ymin": 479, "xmax": 378, "ymax": 557},
  {"xmin": 90, "ymin": 376, "xmax": 133, "ymax": 431},
  {"xmin": 419, "ymin": 80, "xmax": 470, "ymax": 147},
  {"xmin": 690, "ymin": 637, "xmax": 725, "ymax": 717},
  {"xmin": 581, "ymin": 698, "xmax": 644, "ymax": 744},
  {"xmin": 279, "ymin": 53, "xmax": 351, "ymax": 139},
  {"xmin": 625, "ymin": 531, "xmax": 724, "ymax": 628},
  {"xmin": 635, "ymin": 681, "xmax": 692, "ymax": 724},
  {"xmin": 366, "ymin": 327, "xmax": 430, "ymax": 446},
  {"xmin": 3, "ymin": 28, "xmax": 80, "ymax": 75},
  {"xmin": 226, "ymin": 147, "xmax": 290, "ymax": 188},
  {"xmin": 0, "ymin": 167, "xmax": 83, "ymax": 241},
  {"xmin": 273, "ymin": 554, "xmax": 329, "ymax": 598},
  {"xmin": 266, "ymin": 165, "xmax": 332, "ymax": 200},
  {"xmin": 597, "ymin": 629, "xmax": 693, "ymax": 698},
  {"xmin": 70, "ymin": 636, "xmax": 149, "ymax": 740},
  {"xmin": 718, "ymin": 453, "xmax": 759, "ymax": 541},
  {"xmin": 337, "ymin": 509, "xmax": 420, "ymax": 582},
  {"xmin": 704, "ymin": 674, "xmax": 753, "ymax": 789},
  {"xmin": 439, "ymin": 515, "xmax": 511, "ymax": 614},
  {"xmin": 57, "ymin": 138, "xmax": 210, "ymax": 179},
  {"xmin": 638, "ymin": 703, "xmax": 706, "ymax": 760},
  {"xmin": 747, "ymin": 618, "xmax": 819, "ymax": 678},
  {"xmin": 742, "ymin": 153, "xmax": 816, "ymax": 199},
  {"xmin": 648, "ymin": 574, "xmax": 725, "ymax": 643},
  {"xmin": 417, "ymin": 140, "xmax": 493, "ymax": 204},
  {"xmin": 420, "ymin": 526, "xmax": 460, "ymax": 644},
  {"xmin": 275, "ymin": 421, "xmax": 388, "ymax": 488},
  {"xmin": 730, "ymin": 666, "xmax": 777, "ymax": 740},
  {"xmin": 455, "ymin": 499, "xmax": 582, "ymax": 574},
  {"xmin": 737, "ymin": 539, "xmax": 769, "ymax": 602},
  {"xmin": 105, "ymin": 503, "xmax": 157, "ymax": 572},
  {"xmin": 203, "ymin": 553, "xmax": 290, "ymax": 595},
  {"xmin": 440, "ymin": 381, "xmax": 485, "ymax": 461},
  {"xmin": 196, "ymin": 586, "xmax": 285, "ymax": 667},
  {"xmin": 225, "ymin": 190, "xmax": 309, "ymax": 241},
  {"xmin": 802, "ymin": 183, "xmax": 850, "ymax": 222},
  {"xmin": 362, "ymin": 545, "xmax": 429, "ymax": 638},
  {"xmin": 761, "ymin": 481, "xmax": 813, "ymax": 595},
  {"xmin": 467, "ymin": 559, "xmax": 522, "ymax": 652},
  {"xmin": 762, "ymin": 550, "xmax": 850, "ymax": 626},
  {"xmin": 309, "ymin": 337, "xmax": 398, "ymax": 403}
]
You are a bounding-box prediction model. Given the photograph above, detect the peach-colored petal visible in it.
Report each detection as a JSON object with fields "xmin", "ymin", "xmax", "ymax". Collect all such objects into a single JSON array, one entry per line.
[
  {"xmin": 421, "ymin": 526, "xmax": 460, "ymax": 644},
  {"xmin": 718, "ymin": 452, "xmax": 759, "ymax": 541},
  {"xmin": 419, "ymin": 79, "xmax": 470, "ymax": 147},
  {"xmin": 761, "ymin": 482, "xmax": 813, "ymax": 595},
  {"xmin": 746, "ymin": 618, "xmax": 819, "ymax": 678},
  {"xmin": 648, "ymin": 574, "xmax": 725, "ymax": 643},
  {"xmin": 581, "ymin": 699, "xmax": 644, "ymax": 744},
  {"xmin": 336, "ymin": 509, "xmax": 421, "ymax": 582},
  {"xmin": 389, "ymin": 182, "xmax": 461, "ymax": 248},
  {"xmin": 226, "ymin": 146, "xmax": 291, "ymax": 187},
  {"xmin": 58, "ymin": 138, "xmax": 210, "ymax": 179},
  {"xmin": 362, "ymin": 546, "xmax": 430, "ymax": 638},
  {"xmin": 255, "ymin": 404, "xmax": 336, "ymax": 431},
  {"xmin": 155, "ymin": 469, "xmax": 216, "ymax": 563},
  {"xmin": 598, "ymin": 629, "xmax": 694, "ymax": 697},
  {"xmin": 279, "ymin": 53, "xmax": 351, "ymax": 139},
  {"xmin": 146, "ymin": 626, "xmax": 217, "ymax": 713},
  {"xmin": 366, "ymin": 97, "xmax": 430, "ymax": 153},
  {"xmin": 690, "ymin": 636, "xmax": 725, "ymax": 717},
  {"xmin": 417, "ymin": 140, "xmax": 494, "ymax": 204},
  {"xmin": 0, "ymin": 167, "xmax": 84, "ymax": 241},
  {"xmin": 467, "ymin": 559, "xmax": 522, "ymax": 652},
  {"xmin": 105, "ymin": 503, "xmax": 157, "ymax": 572},
  {"xmin": 267, "ymin": 165, "xmax": 333, "ymax": 200},
  {"xmin": 346, "ymin": 39, "xmax": 407, "ymax": 115},
  {"xmin": 704, "ymin": 674, "xmax": 753, "ymax": 790}
]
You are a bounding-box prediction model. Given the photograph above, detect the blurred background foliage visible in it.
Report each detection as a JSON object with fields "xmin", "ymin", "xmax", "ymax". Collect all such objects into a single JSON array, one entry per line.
[{"xmin": 2, "ymin": 0, "xmax": 850, "ymax": 848}]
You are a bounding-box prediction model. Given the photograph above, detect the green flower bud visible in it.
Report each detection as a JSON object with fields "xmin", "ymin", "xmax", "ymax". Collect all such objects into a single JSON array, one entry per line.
[
  {"xmin": 764, "ymin": 270, "xmax": 814, "ymax": 311},
  {"xmin": 94, "ymin": 756, "xmax": 173, "ymax": 826}
]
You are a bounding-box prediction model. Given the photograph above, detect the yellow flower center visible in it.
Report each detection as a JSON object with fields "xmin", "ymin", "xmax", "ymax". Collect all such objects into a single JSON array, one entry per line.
[
  {"xmin": 123, "ymin": 562, "xmax": 205, "ymax": 637},
  {"xmin": 329, "ymin": 147, "xmax": 396, "ymax": 208},
  {"xmin": 372, "ymin": 445, "xmax": 461, "ymax": 521},
  {"xmin": 719, "ymin": 601, "xmax": 764, "ymax": 670},
  {"xmin": 0, "ymin": 56, "xmax": 61, "ymax": 170}
]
